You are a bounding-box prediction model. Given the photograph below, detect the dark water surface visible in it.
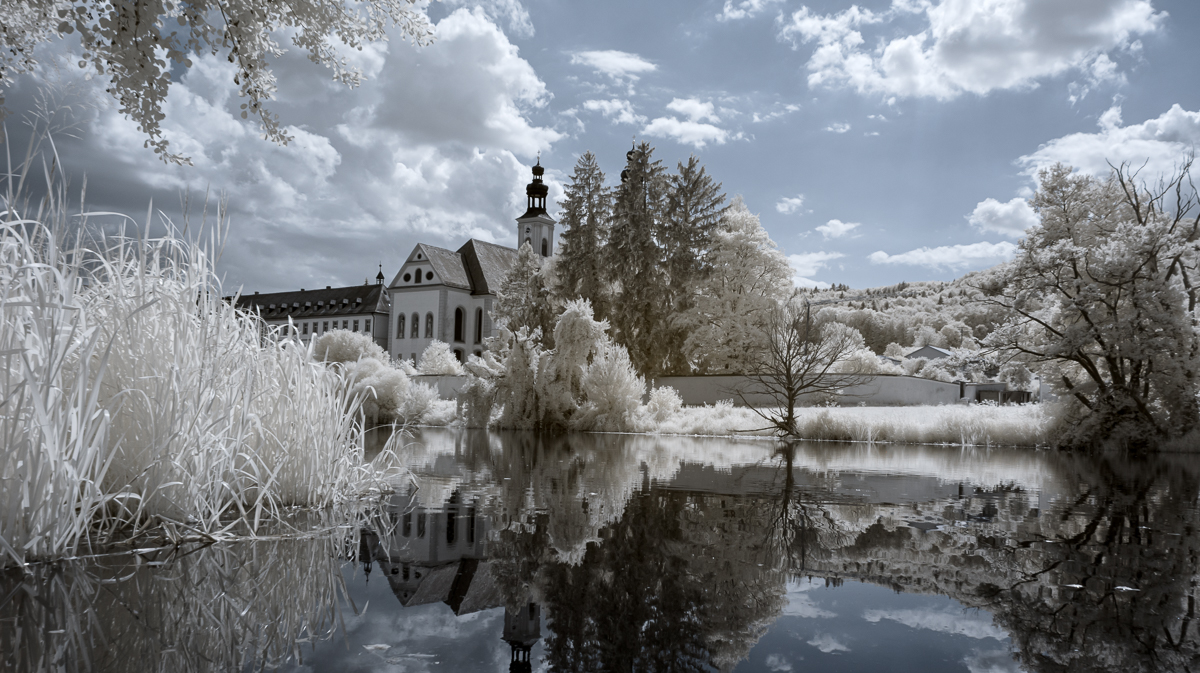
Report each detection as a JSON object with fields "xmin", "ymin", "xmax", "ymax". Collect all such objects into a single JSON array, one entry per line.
[{"xmin": 5, "ymin": 430, "xmax": 1200, "ymax": 672}]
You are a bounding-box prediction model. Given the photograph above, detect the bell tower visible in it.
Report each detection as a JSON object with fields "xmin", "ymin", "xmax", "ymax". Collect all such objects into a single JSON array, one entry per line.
[{"xmin": 516, "ymin": 158, "xmax": 556, "ymax": 257}]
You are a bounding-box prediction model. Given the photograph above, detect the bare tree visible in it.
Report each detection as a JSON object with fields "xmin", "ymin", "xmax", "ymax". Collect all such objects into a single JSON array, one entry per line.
[{"xmin": 736, "ymin": 293, "xmax": 869, "ymax": 438}]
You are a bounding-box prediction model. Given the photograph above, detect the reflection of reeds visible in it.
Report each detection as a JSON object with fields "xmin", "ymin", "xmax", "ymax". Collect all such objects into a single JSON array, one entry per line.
[
  {"xmin": 0, "ymin": 139, "xmax": 396, "ymax": 566},
  {"xmin": 1, "ymin": 513, "xmax": 358, "ymax": 673}
]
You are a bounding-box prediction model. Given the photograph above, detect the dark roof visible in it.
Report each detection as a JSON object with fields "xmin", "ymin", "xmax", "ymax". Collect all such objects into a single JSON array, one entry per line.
[
  {"xmin": 457, "ymin": 240, "xmax": 518, "ymax": 296},
  {"xmin": 419, "ymin": 244, "xmax": 472, "ymax": 290},
  {"xmin": 231, "ymin": 283, "xmax": 389, "ymax": 321}
]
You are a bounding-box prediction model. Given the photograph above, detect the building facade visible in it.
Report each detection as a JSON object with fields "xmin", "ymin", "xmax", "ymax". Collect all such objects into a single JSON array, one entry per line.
[
  {"xmin": 387, "ymin": 161, "xmax": 555, "ymax": 364},
  {"xmin": 233, "ymin": 276, "xmax": 391, "ymax": 351}
]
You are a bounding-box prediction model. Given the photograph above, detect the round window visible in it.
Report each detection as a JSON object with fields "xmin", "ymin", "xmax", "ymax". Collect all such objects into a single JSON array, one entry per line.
[
  {"xmin": 425, "ymin": 271, "xmax": 433, "ymax": 281},
  {"xmin": 403, "ymin": 273, "xmax": 412, "ymax": 282}
]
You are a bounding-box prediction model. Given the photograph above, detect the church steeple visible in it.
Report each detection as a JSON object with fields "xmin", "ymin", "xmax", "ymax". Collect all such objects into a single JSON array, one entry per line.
[{"xmin": 516, "ymin": 157, "xmax": 556, "ymax": 257}]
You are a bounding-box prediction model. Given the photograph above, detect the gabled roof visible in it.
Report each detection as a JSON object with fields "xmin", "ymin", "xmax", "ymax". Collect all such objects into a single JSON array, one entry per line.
[
  {"xmin": 230, "ymin": 283, "xmax": 388, "ymax": 320},
  {"xmin": 906, "ymin": 345, "xmax": 954, "ymax": 359},
  {"xmin": 457, "ymin": 240, "xmax": 518, "ymax": 296},
  {"xmin": 418, "ymin": 244, "xmax": 472, "ymax": 290},
  {"xmin": 390, "ymin": 239, "xmax": 518, "ymax": 296}
]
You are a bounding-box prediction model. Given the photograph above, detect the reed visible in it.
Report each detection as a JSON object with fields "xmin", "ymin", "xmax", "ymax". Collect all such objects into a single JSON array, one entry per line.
[{"xmin": 0, "ymin": 132, "xmax": 398, "ymax": 566}]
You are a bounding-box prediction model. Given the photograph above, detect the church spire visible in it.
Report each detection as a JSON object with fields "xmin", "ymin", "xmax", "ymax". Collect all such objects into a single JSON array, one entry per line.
[{"xmin": 521, "ymin": 157, "xmax": 549, "ymax": 218}]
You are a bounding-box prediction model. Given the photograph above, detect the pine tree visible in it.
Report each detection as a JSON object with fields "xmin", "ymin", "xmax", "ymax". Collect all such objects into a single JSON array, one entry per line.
[
  {"xmin": 661, "ymin": 156, "xmax": 727, "ymax": 373},
  {"xmin": 604, "ymin": 142, "xmax": 670, "ymax": 375},
  {"xmin": 556, "ymin": 152, "xmax": 613, "ymax": 319}
]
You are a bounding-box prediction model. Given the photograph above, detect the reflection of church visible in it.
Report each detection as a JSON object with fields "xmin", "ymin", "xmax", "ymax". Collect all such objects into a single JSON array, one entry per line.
[{"xmin": 360, "ymin": 490, "xmax": 543, "ymax": 669}]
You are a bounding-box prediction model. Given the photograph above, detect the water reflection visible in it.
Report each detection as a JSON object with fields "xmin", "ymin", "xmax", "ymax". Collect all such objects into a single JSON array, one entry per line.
[{"xmin": 4, "ymin": 431, "xmax": 1200, "ymax": 672}]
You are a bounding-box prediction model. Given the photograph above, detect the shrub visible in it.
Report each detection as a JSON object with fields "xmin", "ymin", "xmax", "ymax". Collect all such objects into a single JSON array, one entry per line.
[
  {"xmin": 313, "ymin": 329, "xmax": 387, "ymax": 364},
  {"xmin": 646, "ymin": 386, "xmax": 683, "ymax": 423},
  {"xmin": 417, "ymin": 340, "xmax": 463, "ymax": 375}
]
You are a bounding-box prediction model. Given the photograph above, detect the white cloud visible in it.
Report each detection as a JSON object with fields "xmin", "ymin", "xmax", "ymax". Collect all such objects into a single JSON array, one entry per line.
[
  {"xmin": 776, "ymin": 194, "xmax": 806, "ymax": 214},
  {"xmin": 815, "ymin": 219, "xmax": 860, "ymax": 238},
  {"xmin": 825, "ymin": 122, "xmax": 851, "ymax": 133},
  {"xmin": 868, "ymin": 241, "xmax": 1017, "ymax": 271},
  {"xmin": 582, "ymin": 99, "xmax": 646, "ymax": 125},
  {"xmin": 753, "ymin": 103, "xmax": 801, "ymax": 123},
  {"xmin": 807, "ymin": 633, "xmax": 850, "ymax": 653},
  {"xmin": 782, "ymin": 592, "xmax": 836, "ymax": 618},
  {"xmin": 789, "ymin": 251, "xmax": 843, "ymax": 288},
  {"xmin": 717, "ymin": 0, "xmax": 785, "ymax": 22},
  {"xmin": 643, "ymin": 117, "xmax": 729, "ymax": 148},
  {"xmin": 666, "ymin": 97, "xmax": 719, "ymax": 123},
  {"xmin": 863, "ymin": 608, "xmax": 1007, "ymax": 640},
  {"xmin": 1018, "ymin": 104, "xmax": 1200, "ymax": 180},
  {"xmin": 968, "ymin": 197, "xmax": 1037, "ymax": 238},
  {"xmin": 569, "ymin": 50, "xmax": 657, "ymax": 82},
  {"xmin": 778, "ymin": 0, "xmax": 1164, "ymax": 100},
  {"xmin": 441, "ymin": 0, "xmax": 534, "ymax": 38}
]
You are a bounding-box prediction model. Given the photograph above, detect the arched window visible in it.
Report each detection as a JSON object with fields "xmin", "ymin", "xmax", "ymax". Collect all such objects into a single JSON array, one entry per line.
[
  {"xmin": 454, "ymin": 307, "xmax": 464, "ymax": 342},
  {"xmin": 454, "ymin": 349, "xmax": 464, "ymax": 363},
  {"xmin": 415, "ymin": 268, "xmax": 422, "ymax": 284},
  {"xmin": 411, "ymin": 313, "xmax": 419, "ymax": 339},
  {"xmin": 474, "ymin": 308, "xmax": 483, "ymax": 344},
  {"xmin": 541, "ymin": 238, "xmax": 548, "ymax": 257},
  {"xmin": 425, "ymin": 312, "xmax": 434, "ymax": 338},
  {"xmin": 397, "ymin": 313, "xmax": 405, "ymax": 339}
]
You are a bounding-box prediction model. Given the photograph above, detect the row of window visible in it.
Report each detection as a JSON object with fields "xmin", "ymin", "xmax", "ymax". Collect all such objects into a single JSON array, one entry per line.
[
  {"xmin": 396, "ymin": 308, "xmax": 484, "ymax": 344},
  {"xmin": 399, "ymin": 510, "xmax": 477, "ymax": 546},
  {"xmin": 284, "ymin": 318, "xmax": 371, "ymax": 337}
]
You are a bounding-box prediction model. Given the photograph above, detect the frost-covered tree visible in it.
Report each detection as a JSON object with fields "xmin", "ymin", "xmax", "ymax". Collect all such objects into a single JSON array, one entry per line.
[
  {"xmin": 659, "ymin": 156, "xmax": 727, "ymax": 373},
  {"xmin": 556, "ymin": 151, "xmax": 612, "ymax": 318},
  {"xmin": 1, "ymin": 0, "xmax": 433, "ymax": 163},
  {"xmin": 983, "ymin": 161, "xmax": 1200, "ymax": 449},
  {"xmin": 605, "ymin": 142, "xmax": 670, "ymax": 375},
  {"xmin": 417, "ymin": 340, "xmax": 463, "ymax": 375},
  {"xmin": 676, "ymin": 197, "xmax": 793, "ymax": 373},
  {"xmin": 493, "ymin": 241, "xmax": 558, "ymax": 347}
]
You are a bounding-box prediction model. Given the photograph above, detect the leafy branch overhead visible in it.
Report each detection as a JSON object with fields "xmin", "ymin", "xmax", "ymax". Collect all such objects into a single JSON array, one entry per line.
[{"xmin": 0, "ymin": 0, "xmax": 434, "ymax": 163}]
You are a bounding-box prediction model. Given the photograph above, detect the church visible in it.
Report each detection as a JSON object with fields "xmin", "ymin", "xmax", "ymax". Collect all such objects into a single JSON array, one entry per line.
[{"xmin": 386, "ymin": 160, "xmax": 556, "ymax": 364}]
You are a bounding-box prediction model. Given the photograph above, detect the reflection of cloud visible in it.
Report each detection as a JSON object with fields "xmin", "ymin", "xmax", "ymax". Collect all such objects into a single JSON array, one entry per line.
[
  {"xmin": 863, "ymin": 607, "xmax": 1007, "ymax": 640},
  {"xmin": 964, "ymin": 648, "xmax": 1022, "ymax": 673},
  {"xmin": 782, "ymin": 581, "xmax": 836, "ymax": 618},
  {"xmin": 764, "ymin": 653, "xmax": 793, "ymax": 671},
  {"xmin": 807, "ymin": 633, "xmax": 850, "ymax": 653}
]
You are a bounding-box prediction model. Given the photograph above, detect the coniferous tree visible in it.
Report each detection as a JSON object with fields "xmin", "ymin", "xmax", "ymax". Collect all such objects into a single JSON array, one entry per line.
[
  {"xmin": 660, "ymin": 156, "xmax": 727, "ymax": 374},
  {"xmin": 604, "ymin": 142, "xmax": 670, "ymax": 376},
  {"xmin": 493, "ymin": 242, "xmax": 558, "ymax": 347},
  {"xmin": 556, "ymin": 152, "xmax": 613, "ymax": 319}
]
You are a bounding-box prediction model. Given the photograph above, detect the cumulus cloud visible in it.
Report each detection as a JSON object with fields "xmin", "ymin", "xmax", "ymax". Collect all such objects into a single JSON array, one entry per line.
[
  {"xmin": 1018, "ymin": 104, "xmax": 1200, "ymax": 180},
  {"xmin": 816, "ymin": 219, "xmax": 860, "ymax": 238},
  {"xmin": 868, "ymin": 242, "xmax": 1017, "ymax": 271},
  {"xmin": 807, "ymin": 633, "xmax": 850, "ymax": 653},
  {"xmin": 778, "ymin": 0, "xmax": 1164, "ymax": 100},
  {"xmin": 825, "ymin": 122, "xmax": 851, "ymax": 133},
  {"xmin": 441, "ymin": 0, "xmax": 534, "ymax": 38},
  {"xmin": 666, "ymin": 98, "xmax": 720, "ymax": 123},
  {"xmin": 863, "ymin": 608, "xmax": 1007, "ymax": 640},
  {"xmin": 776, "ymin": 194, "xmax": 806, "ymax": 214},
  {"xmin": 12, "ymin": 8, "xmax": 562, "ymax": 294},
  {"xmin": 968, "ymin": 197, "xmax": 1037, "ymax": 238},
  {"xmin": 753, "ymin": 103, "xmax": 801, "ymax": 123},
  {"xmin": 582, "ymin": 99, "xmax": 646, "ymax": 125},
  {"xmin": 643, "ymin": 117, "xmax": 729, "ymax": 148},
  {"xmin": 789, "ymin": 251, "xmax": 843, "ymax": 288},
  {"xmin": 717, "ymin": 0, "xmax": 785, "ymax": 22},
  {"xmin": 570, "ymin": 50, "xmax": 657, "ymax": 83}
]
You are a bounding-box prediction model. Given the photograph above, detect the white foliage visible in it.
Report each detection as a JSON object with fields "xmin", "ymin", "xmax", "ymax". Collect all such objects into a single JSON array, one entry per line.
[
  {"xmin": 314, "ymin": 329, "xmax": 388, "ymax": 364},
  {"xmin": 417, "ymin": 340, "xmax": 464, "ymax": 375},
  {"xmin": 646, "ymin": 386, "xmax": 683, "ymax": 423},
  {"xmin": 573, "ymin": 341, "xmax": 646, "ymax": 432}
]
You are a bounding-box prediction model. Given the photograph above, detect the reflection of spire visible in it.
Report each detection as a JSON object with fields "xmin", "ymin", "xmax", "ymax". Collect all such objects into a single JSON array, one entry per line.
[{"xmin": 502, "ymin": 603, "xmax": 541, "ymax": 673}]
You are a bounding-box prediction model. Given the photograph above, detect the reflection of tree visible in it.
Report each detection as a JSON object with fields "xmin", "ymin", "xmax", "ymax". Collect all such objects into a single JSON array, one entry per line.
[{"xmin": 977, "ymin": 455, "xmax": 1200, "ymax": 672}]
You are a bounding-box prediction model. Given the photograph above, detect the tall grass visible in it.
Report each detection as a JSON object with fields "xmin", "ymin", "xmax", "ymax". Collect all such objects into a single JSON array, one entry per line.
[{"xmin": 0, "ymin": 134, "xmax": 386, "ymax": 566}]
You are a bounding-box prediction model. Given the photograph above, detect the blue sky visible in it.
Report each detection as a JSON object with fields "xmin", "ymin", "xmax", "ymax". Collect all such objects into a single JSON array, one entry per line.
[{"xmin": 7, "ymin": 0, "xmax": 1200, "ymax": 290}]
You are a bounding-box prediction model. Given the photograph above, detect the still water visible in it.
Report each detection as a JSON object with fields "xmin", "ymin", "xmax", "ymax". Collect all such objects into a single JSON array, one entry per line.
[{"xmin": 4, "ymin": 429, "xmax": 1199, "ymax": 672}]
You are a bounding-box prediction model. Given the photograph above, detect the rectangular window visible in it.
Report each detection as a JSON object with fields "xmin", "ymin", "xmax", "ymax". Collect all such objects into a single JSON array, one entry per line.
[
  {"xmin": 353, "ymin": 319, "xmax": 359, "ymax": 332},
  {"xmin": 302, "ymin": 322, "xmax": 308, "ymax": 335},
  {"xmin": 343, "ymin": 320, "xmax": 348, "ymax": 329},
  {"xmin": 417, "ymin": 513, "xmax": 426, "ymax": 538},
  {"xmin": 365, "ymin": 319, "xmax": 371, "ymax": 333},
  {"xmin": 323, "ymin": 321, "xmax": 328, "ymax": 332}
]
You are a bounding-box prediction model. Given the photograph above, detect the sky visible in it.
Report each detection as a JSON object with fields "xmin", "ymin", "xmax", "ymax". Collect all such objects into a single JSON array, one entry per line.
[{"xmin": 5, "ymin": 0, "xmax": 1200, "ymax": 291}]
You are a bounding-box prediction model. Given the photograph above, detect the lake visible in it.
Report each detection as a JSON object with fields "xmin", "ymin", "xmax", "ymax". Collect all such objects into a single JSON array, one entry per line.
[{"xmin": 4, "ymin": 429, "xmax": 1198, "ymax": 672}]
